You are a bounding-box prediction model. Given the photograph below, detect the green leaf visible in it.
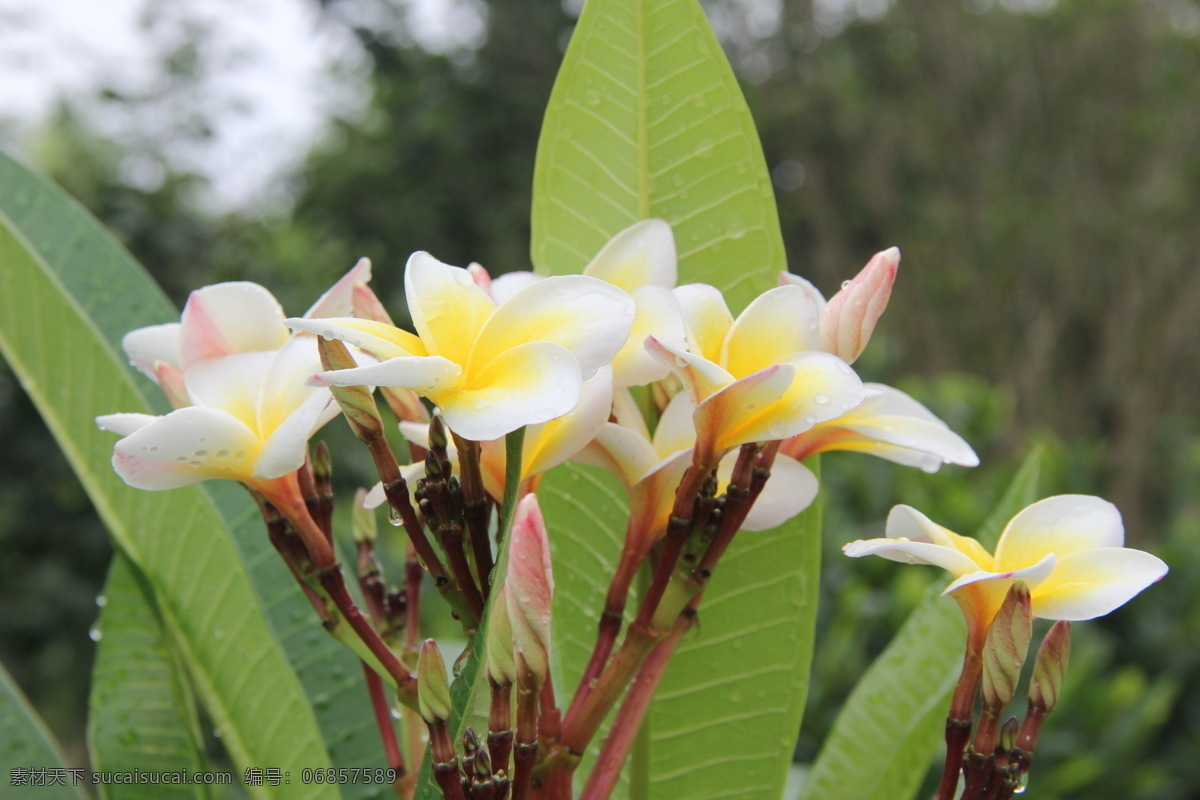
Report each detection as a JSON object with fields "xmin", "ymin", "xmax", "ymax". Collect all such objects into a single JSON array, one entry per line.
[
  {"xmin": 88, "ymin": 553, "xmax": 211, "ymax": 800},
  {"xmin": 647, "ymin": 468, "xmax": 822, "ymax": 800},
  {"xmin": 0, "ymin": 659, "xmax": 89, "ymax": 800},
  {"xmin": 798, "ymin": 449, "xmax": 1044, "ymax": 800},
  {"xmin": 531, "ymin": 0, "xmax": 785, "ymax": 314},
  {"xmin": 531, "ymin": 1, "xmax": 807, "ymax": 798},
  {"xmin": 0, "ymin": 150, "xmax": 337, "ymax": 800}
]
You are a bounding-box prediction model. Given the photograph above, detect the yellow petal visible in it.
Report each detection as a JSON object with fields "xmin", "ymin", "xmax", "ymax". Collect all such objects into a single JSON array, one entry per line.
[
  {"xmin": 720, "ymin": 285, "xmax": 822, "ymax": 378},
  {"xmin": 405, "ymin": 251, "xmax": 497, "ymax": 365},
  {"xmin": 993, "ymin": 495, "xmax": 1124, "ymax": 572},
  {"xmin": 674, "ymin": 283, "xmax": 732, "ymax": 363}
]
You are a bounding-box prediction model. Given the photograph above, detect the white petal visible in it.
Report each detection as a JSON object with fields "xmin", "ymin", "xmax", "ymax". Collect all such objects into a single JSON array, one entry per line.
[
  {"xmin": 309, "ymin": 355, "xmax": 463, "ymax": 396},
  {"xmin": 122, "ymin": 323, "xmax": 181, "ymax": 377},
  {"xmin": 405, "ymin": 251, "xmax": 497, "ymax": 365},
  {"xmin": 490, "ymin": 271, "xmax": 544, "ymax": 305},
  {"xmin": 363, "ymin": 461, "xmax": 428, "ymax": 509},
  {"xmin": 843, "ymin": 537, "xmax": 984, "ymax": 577},
  {"xmin": 469, "ymin": 275, "xmax": 636, "ymax": 380},
  {"xmin": 179, "ymin": 282, "xmax": 289, "ymax": 368},
  {"xmin": 777, "ymin": 271, "xmax": 828, "ymax": 309},
  {"xmin": 673, "ymin": 283, "xmax": 733, "ymax": 362},
  {"xmin": 720, "ymin": 285, "xmax": 822, "ymax": 378},
  {"xmin": 611, "ymin": 285, "xmax": 688, "ymax": 387},
  {"xmin": 184, "ymin": 352, "xmax": 274, "ymax": 427},
  {"xmin": 303, "ymin": 258, "xmax": 373, "ymax": 319},
  {"xmin": 582, "ymin": 218, "xmax": 677, "ymax": 290},
  {"xmin": 286, "ymin": 317, "xmax": 425, "ymax": 360},
  {"xmin": 738, "ymin": 455, "xmax": 818, "ymax": 531},
  {"xmin": 830, "ymin": 383, "xmax": 979, "ymax": 469},
  {"xmin": 994, "ymin": 495, "xmax": 1124, "ymax": 572},
  {"xmin": 1032, "ymin": 548, "xmax": 1168, "ymax": 620},
  {"xmin": 96, "ymin": 413, "xmax": 159, "ymax": 437},
  {"xmin": 109, "ymin": 407, "xmax": 261, "ymax": 490},
  {"xmin": 523, "ymin": 366, "xmax": 614, "ymax": 476},
  {"xmin": 652, "ymin": 391, "xmax": 698, "ymax": 459},
  {"xmin": 692, "ymin": 363, "xmax": 797, "ymax": 455},
  {"xmin": 644, "ymin": 336, "xmax": 734, "ymax": 402},
  {"xmin": 886, "ymin": 504, "xmax": 994, "ymax": 569},
  {"xmin": 573, "ymin": 422, "xmax": 660, "ymax": 487},
  {"xmin": 610, "ymin": 387, "xmax": 651, "ymax": 440},
  {"xmin": 255, "ymin": 391, "xmax": 336, "ymax": 479},
  {"xmin": 439, "ymin": 341, "xmax": 583, "ymax": 441},
  {"xmin": 942, "ymin": 553, "xmax": 1058, "ymax": 597}
]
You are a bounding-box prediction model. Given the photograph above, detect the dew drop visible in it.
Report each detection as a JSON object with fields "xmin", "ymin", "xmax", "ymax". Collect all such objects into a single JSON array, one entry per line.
[
  {"xmin": 95, "ymin": 595, "xmax": 107, "ymax": 607},
  {"xmin": 674, "ymin": 356, "xmax": 688, "ymax": 367},
  {"xmin": 585, "ymin": 88, "xmax": 601, "ymax": 106},
  {"xmin": 216, "ymin": 449, "xmax": 229, "ymax": 458},
  {"xmin": 194, "ymin": 449, "xmax": 208, "ymax": 457},
  {"xmin": 841, "ymin": 280, "xmax": 852, "ymax": 290},
  {"xmin": 388, "ymin": 507, "xmax": 404, "ymax": 527},
  {"xmin": 213, "ymin": 728, "xmax": 223, "ymax": 739},
  {"xmin": 88, "ymin": 624, "xmax": 102, "ymax": 642},
  {"xmin": 814, "ymin": 393, "xmax": 830, "ymax": 405},
  {"xmin": 695, "ymin": 138, "xmax": 715, "ymax": 157}
]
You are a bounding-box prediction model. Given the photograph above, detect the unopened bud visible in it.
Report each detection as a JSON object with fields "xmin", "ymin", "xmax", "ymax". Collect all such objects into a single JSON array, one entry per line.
[
  {"xmin": 486, "ymin": 586, "xmax": 518, "ymax": 686},
  {"xmin": 318, "ymin": 337, "xmax": 384, "ymax": 441},
  {"xmin": 998, "ymin": 717, "xmax": 1020, "ymax": 752},
  {"xmin": 505, "ymin": 494, "xmax": 554, "ymax": 689},
  {"xmin": 1029, "ymin": 620, "xmax": 1071, "ymax": 713},
  {"xmin": 351, "ymin": 279, "xmax": 395, "ymax": 325},
  {"xmin": 981, "ymin": 582, "xmax": 1033, "ymax": 710},
  {"xmin": 312, "ymin": 441, "xmax": 333, "ymax": 484},
  {"xmin": 428, "ymin": 414, "xmax": 450, "ymax": 453},
  {"xmin": 467, "ymin": 262, "xmax": 493, "ymax": 292},
  {"xmin": 381, "ymin": 387, "xmax": 430, "ymax": 424},
  {"xmin": 352, "ymin": 488, "xmax": 377, "ymax": 544},
  {"xmin": 417, "ymin": 639, "xmax": 453, "ymax": 724},
  {"xmin": 821, "ymin": 246, "xmax": 899, "ymax": 363},
  {"xmin": 472, "ymin": 746, "xmax": 492, "ymax": 780}
]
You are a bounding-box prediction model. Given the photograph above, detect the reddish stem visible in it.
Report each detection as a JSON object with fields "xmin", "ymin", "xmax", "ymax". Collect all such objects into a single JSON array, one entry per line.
[
  {"xmin": 364, "ymin": 663, "xmax": 406, "ymax": 776},
  {"xmin": 935, "ymin": 629, "xmax": 987, "ymax": 800},
  {"xmin": 511, "ymin": 684, "xmax": 540, "ymax": 800},
  {"xmin": 579, "ymin": 602, "xmax": 699, "ymax": 800}
]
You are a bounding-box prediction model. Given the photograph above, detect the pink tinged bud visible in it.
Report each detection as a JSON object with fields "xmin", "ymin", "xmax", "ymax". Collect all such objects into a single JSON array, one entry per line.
[
  {"xmin": 1029, "ymin": 621, "xmax": 1071, "ymax": 713},
  {"xmin": 467, "ymin": 262, "xmax": 493, "ymax": 292},
  {"xmin": 505, "ymin": 494, "xmax": 554, "ymax": 689},
  {"xmin": 317, "ymin": 338, "xmax": 384, "ymax": 441},
  {"xmin": 351, "ymin": 283, "xmax": 395, "ymax": 326},
  {"xmin": 351, "ymin": 488, "xmax": 377, "ymax": 544},
  {"xmin": 486, "ymin": 585, "xmax": 519, "ymax": 686},
  {"xmin": 417, "ymin": 639, "xmax": 453, "ymax": 724},
  {"xmin": 981, "ymin": 582, "xmax": 1034, "ymax": 711},
  {"xmin": 821, "ymin": 247, "xmax": 899, "ymax": 363}
]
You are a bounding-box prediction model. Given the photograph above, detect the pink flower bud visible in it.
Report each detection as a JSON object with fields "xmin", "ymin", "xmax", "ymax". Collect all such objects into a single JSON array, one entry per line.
[
  {"xmin": 1029, "ymin": 620, "xmax": 1071, "ymax": 713},
  {"xmin": 505, "ymin": 494, "xmax": 554, "ymax": 689},
  {"xmin": 467, "ymin": 262, "xmax": 493, "ymax": 293},
  {"xmin": 821, "ymin": 247, "xmax": 899, "ymax": 363},
  {"xmin": 981, "ymin": 582, "xmax": 1033, "ymax": 711}
]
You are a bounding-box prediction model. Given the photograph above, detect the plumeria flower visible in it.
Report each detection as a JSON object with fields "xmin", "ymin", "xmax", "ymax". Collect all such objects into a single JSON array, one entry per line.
[
  {"xmin": 97, "ymin": 263, "xmax": 374, "ymax": 515},
  {"xmin": 646, "ymin": 282, "xmax": 865, "ymax": 465},
  {"xmin": 287, "ymin": 252, "xmax": 636, "ymax": 441},
  {"xmin": 779, "ymin": 383, "xmax": 979, "ymax": 471},
  {"xmin": 843, "ymin": 496, "xmax": 1168, "ymax": 636},
  {"xmin": 778, "ymin": 247, "xmax": 899, "ymax": 364},
  {"xmin": 363, "ymin": 367, "xmax": 616, "ymax": 507},
  {"xmin": 487, "ymin": 219, "xmax": 688, "ymax": 387},
  {"xmin": 578, "ymin": 389, "xmax": 819, "ymax": 551}
]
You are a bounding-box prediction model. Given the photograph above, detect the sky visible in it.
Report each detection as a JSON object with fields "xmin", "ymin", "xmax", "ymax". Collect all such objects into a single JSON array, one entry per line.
[{"xmin": 0, "ymin": 0, "xmax": 487, "ymax": 210}]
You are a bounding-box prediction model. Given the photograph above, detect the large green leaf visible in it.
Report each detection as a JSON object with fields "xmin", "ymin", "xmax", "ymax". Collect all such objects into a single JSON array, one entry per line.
[
  {"xmin": 531, "ymin": 2, "xmax": 811, "ymax": 798},
  {"xmin": 88, "ymin": 553, "xmax": 210, "ymax": 800},
  {"xmin": 0, "ymin": 151, "xmax": 336, "ymax": 800},
  {"xmin": 798, "ymin": 450, "xmax": 1044, "ymax": 800},
  {"xmin": 531, "ymin": 0, "xmax": 785, "ymax": 313},
  {"xmin": 0, "ymin": 660, "xmax": 89, "ymax": 800}
]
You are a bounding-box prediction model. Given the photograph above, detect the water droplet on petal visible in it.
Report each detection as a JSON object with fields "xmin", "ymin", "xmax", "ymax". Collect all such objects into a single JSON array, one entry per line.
[
  {"xmin": 814, "ymin": 393, "xmax": 830, "ymax": 404},
  {"xmin": 841, "ymin": 280, "xmax": 852, "ymax": 290},
  {"xmin": 674, "ymin": 356, "xmax": 688, "ymax": 367}
]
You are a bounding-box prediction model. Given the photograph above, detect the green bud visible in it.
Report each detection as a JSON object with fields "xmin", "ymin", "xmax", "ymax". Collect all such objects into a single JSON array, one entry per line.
[
  {"xmin": 428, "ymin": 413, "xmax": 449, "ymax": 453},
  {"xmin": 351, "ymin": 488, "xmax": 377, "ymax": 544},
  {"xmin": 1029, "ymin": 620, "xmax": 1071, "ymax": 713},
  {"xmin": 486, "ymin": 586, "xmax": 518, "ymax": 686},
  {"xmin": 998, "ymin": 716, "xmax": 1020, "ymax": 752},
  {"xmin": 311, "ymin": 441, "xmax": 333, "ymax": 483},
  {"xmin": 981, "ymin": 581, "xmax": 1033, "ymax": 710},
  {"xmin": 318, "ymin": 337, "xmax": 384, "ymax": 441},
  {"xmin": 417, "ymin": 639, "xmax": 453, "ymax": 724}
]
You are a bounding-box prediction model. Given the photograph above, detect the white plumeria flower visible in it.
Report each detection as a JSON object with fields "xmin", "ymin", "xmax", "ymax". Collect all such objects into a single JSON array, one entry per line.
[
  {"xmin": 97, "ymin": 265, "xmax": 374, "ymax": 505},
  {"xmin": 779, "ymin": 383, "xmax": 978, "ymax": 472},
  {"xmin": 646, "ymin": 282, "xmax": 865, "ymax": 465},
  {"xmin": 577, "ymin": 390, "xmax": 819, "ymax": 549},
  {"xmin": 288, "ymin": 252, "xmax": 635, "ymax": 442},
  {"xmin": 363, "ymin": 367, "xmax": 616, "ymax": 507},
  {"xmin": 844, "ymin": 497, "xmax": 1168, "ymax": 634},
  {"xmin": 778, "ymin": 247, "xmax": 899, "ymax": 364},
  {"xmin": 488, "ymin": 219, "xmax": 688, "ymax": 387}
]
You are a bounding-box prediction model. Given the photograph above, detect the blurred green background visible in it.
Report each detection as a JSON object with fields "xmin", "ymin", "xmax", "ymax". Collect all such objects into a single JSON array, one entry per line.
[{"xmin": 0, "ymin": 0, "xmax": 1196, "ymax": 797}]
